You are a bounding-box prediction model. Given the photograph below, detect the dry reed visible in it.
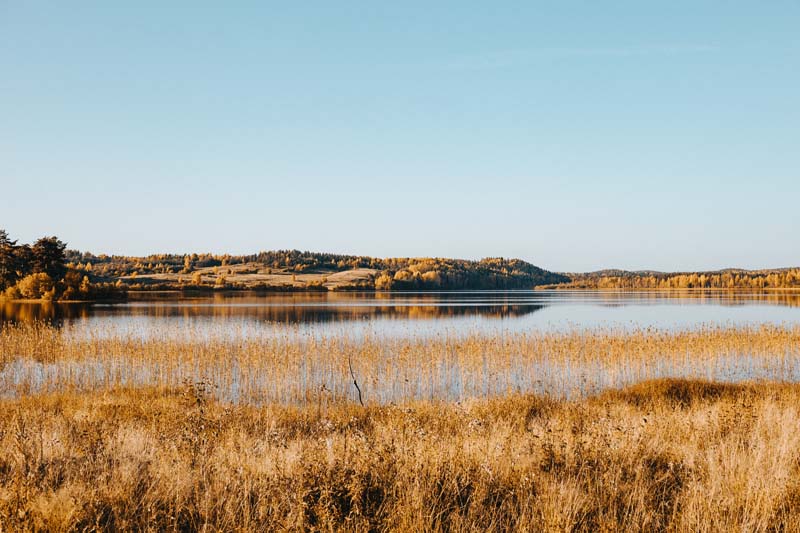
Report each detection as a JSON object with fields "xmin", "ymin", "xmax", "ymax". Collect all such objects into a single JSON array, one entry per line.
[
  {"xmin": 3, "ymin": 323, "xmax": 800, "ymax": 530},
  {"xmin": 1, "ymin": 322, "xmax": 799, "ymax": 404},
  {"xmin": 2, "ymin": 379, "xmax": 800, "ymax": 531}
]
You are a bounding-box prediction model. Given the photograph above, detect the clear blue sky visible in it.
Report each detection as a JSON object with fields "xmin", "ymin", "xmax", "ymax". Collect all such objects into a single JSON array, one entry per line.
[{"xmin": 2, "ymin": 2, "xmax": 798, "ymax": 272}]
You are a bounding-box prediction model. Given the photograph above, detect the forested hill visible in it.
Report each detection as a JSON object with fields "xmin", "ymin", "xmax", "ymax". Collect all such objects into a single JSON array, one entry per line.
[
  {"xmin": 63, "ymin": 249, "xmax": 570, "ymax": 291},
  {"xmin": 7, "ymin": 226, "xmax": 798, "ymax": 300},
  {"xmin": 539, "ymin": 268, "xmax": 800, "ymax": 290}
]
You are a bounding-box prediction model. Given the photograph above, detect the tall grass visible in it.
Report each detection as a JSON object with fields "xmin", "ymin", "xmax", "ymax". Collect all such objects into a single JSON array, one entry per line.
[
  {"xmin": 1, "ymin": 322, "xmax": 799, "ymax": 403},
  {"xmin": 3, "ymin": 379, "xmax": 800, "ymax": 531},
  {"xmin": 4, "ymin": 323, "xmax": 800, "ymax": 530}
]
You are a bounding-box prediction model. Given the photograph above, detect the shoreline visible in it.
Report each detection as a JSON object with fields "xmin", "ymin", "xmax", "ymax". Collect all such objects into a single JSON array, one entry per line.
[{"xmin": 1, "ymin": 286, "xmax": 799, "ymax": 304}]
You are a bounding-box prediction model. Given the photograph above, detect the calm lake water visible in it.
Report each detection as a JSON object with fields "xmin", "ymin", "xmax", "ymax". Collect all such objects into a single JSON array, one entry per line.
[{"xmin": 2, "ymin": 290, "xmax": 799, "ymax": 339}]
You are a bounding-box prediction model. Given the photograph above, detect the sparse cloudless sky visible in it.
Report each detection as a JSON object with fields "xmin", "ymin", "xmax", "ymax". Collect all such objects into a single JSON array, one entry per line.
[{"xmin": 2, "ymin": 2, "xmax": 798, "ymax": 271}]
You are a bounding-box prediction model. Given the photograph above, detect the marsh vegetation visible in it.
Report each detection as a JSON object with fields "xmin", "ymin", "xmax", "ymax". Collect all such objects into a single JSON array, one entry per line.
[
  {"xmin": 2, "ymin": 322, "xmax": 799, "ymax": 404},
  {"xmin": 1, "ymin": 310, "xmax": 800, "ymax": 530},
  {"xmin": 4, "ymin": 378, "xmax": 800, "ymax": 531}
]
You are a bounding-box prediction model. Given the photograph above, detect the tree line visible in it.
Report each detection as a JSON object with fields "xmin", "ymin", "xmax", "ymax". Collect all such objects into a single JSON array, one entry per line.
[
  {"xmin": 544, "ymin": 269, "xmax": 800, "ymax": 290},
  {"xmin": 63, "ymin": 249, "xmax": 570, "ymax": 290},
  {"xmin": 372, "ymin": 257, "xmax": 569, "ymax": 290},
  {"xmin": 0, "ymin": 230, "xmax": 124, "ymax": 300},
  {"xmin": 7, "ymin": 228, "xmax": 798, "ymax": 296}
]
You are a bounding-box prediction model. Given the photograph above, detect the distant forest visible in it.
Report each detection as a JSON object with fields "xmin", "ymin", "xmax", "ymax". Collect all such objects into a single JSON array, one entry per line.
[
  {"xmin": 542, "ymin": 269, "xmax": 800, "ymax": 290},
  {"xmin": 63, "ymin": 249, "xmax": 570, "ymax": 291},
  {"xmin": 2, "ymin": 228, "xmax": 799, "ymax": 301}
]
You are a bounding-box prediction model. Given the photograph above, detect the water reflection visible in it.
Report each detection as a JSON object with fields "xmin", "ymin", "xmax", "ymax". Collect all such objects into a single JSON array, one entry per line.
[
  {"xmin": 0, "ymin": 300, "xmax": 94, "ymax": 326},
  {"xmin": 2, "ymin": 290, "xmax": 800, "ymax": 337},
  {"xmin": 1, "ymin": 293, "xmax": 546, "ymax": 326}
]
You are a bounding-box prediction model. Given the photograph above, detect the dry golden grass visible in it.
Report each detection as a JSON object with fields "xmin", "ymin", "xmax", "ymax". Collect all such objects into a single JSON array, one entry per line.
[
  {"xmin": 3, "ymin": 379, "xmax": 800, "ymax": 531},
  {"xmin": 3, "ymin": 324, "xmax": 800, "ymax": 530},
  {"xmin": 122, "ymin": 263, "xmax": 378, "ymax": 289},
  {"xmin": 1, "ymin": 322, "xmax": 799, "ymax": 403}
]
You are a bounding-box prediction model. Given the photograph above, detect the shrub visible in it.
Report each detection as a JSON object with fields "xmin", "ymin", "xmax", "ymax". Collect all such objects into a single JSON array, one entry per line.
[
  {"xmin": 2, "ymin": 285, "xmax": 21, "ymax": 299},
  {"xmin": 16, "ymin": 273, "xmax": 54, "ymax": 299},
  {"xmin": 375, "ymin": 272, "xmax": 393, "ymax": 290},
  {"xmin": 421, "ymin": 271, "xmax": 442, "ymax": 286},
  {"xmin": 393, "ymin": 270, "xmax": 413, "ymax": 282}
]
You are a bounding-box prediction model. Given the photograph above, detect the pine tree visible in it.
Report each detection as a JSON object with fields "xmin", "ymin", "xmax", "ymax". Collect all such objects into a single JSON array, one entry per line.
[
  {"xmin": 31, "ymin": 237, "xmax": 67, "ymax": 280},
  {"xmin": 0, "ymin": 229, "xmax": 18, "ymax": 289}
]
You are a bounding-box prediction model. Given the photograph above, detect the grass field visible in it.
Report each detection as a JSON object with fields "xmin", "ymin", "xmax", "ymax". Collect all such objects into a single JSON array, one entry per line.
[
  {"xmin": 3, "ymin": 324, "xmax": 800, "ymax": 531},
  {"xmin": 121, "ymin": 263, "xmax": 379, "ymax": 290},
  {"xmin": 3, "ymin": 379, "xmax": 800, "ymax": 531}
]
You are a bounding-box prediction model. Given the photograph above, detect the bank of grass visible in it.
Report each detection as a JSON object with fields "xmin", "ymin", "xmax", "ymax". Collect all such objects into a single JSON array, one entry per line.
[
  {"xmin": 2, "ymin": 378, "xmax": 800, "ymax": 531},
  {"xmin": 3, "ymin": 324, "xmax": 800, "ymax": 530}
]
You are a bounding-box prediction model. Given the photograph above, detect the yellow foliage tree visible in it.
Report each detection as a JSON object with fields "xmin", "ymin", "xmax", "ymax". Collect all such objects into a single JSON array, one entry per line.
[
  {"xmin": 17, "ymin": 273, "xmax": 54, "ymax": 299},
  {"xmin": 375, "ymin": 272, "xmax": 393, "ymax": 290}
]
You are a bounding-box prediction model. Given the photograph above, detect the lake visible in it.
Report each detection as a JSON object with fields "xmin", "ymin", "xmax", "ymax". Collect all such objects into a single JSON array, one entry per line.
[
  {"xmin": 2, "ymin": 290, "xmax": 799, "ymax": 339},
  {"xmin": 2, "ymin": 290, "xmax": 800, "ymax": 403}
]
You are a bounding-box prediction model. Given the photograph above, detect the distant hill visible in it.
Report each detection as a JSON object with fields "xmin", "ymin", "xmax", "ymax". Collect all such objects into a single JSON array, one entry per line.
[
  {"xmin": 8, "ymin": 225, "xmax": 797, "ymax": 300},
  {"xmin": 63, "ymin": 247, "xmax": 800, "ymax": 292},
  {"xmin": 64, "ymin": 250, "xmax": 570, "ymax": 291},
  {"xmin": 565, "ymin": 269, "xmax": 666, "ymax": 278},
  {"xmin": 541, "ymin": 267, "xmax": 800, "ymax": 290}
]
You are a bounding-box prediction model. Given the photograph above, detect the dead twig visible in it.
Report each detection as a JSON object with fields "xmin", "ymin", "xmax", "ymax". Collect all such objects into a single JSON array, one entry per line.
[{"xmin": 348, "ymin": 355, "xmax": 364, "ymax": 406}]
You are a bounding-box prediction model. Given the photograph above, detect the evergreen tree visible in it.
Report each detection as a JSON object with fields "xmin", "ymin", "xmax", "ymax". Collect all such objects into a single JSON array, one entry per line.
[
  {"xmin": 31, "ymin": 236, "xmax": 67, "ymax": 280},
  {"xmin": 0, "ymin": 229, "xmax": 18, "ymax": 289}
]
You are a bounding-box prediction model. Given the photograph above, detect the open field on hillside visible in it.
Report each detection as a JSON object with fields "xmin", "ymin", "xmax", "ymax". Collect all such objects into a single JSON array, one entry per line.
[
  {"xmin": 4, "ymin": 379, "xmax": 800, "ymax": 531},
  {"xmin": 120, "ymin": 263, "xmax": 378, "ymax": 290}
]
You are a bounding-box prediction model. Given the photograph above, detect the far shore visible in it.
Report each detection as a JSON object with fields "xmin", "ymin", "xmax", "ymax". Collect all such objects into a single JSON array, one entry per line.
[{"xmin": 1, "ymin": 285, "xmax": 799, "ymax": 306}]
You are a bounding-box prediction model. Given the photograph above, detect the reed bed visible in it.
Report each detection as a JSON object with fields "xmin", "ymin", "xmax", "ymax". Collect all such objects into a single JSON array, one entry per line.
[
  {"xmin": 1, "ymin": 322, "xmax": 799, "ymax": 404},
  {"xmin": 3, "ymin": 379, "xmax": 800, "ymax": 531},
  {"xmin": 4, "ymin": 324, "xmax": 800, "ymax": 530}
]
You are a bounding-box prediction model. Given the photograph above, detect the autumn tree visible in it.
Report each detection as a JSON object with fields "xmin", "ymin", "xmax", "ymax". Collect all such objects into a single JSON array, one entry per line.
[
  {"xmin": 374, "ymin": 272, "xmax": 393, "ymax": 290},
  {"xmin": 17, "ymin": 272, "xmax": 55, "ymax": 299}
]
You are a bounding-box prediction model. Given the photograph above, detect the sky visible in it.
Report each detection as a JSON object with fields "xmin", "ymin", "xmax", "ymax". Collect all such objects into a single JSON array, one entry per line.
[{"xmin": 2, "ymin": 2, "xmax": 798, "ymax": 272}]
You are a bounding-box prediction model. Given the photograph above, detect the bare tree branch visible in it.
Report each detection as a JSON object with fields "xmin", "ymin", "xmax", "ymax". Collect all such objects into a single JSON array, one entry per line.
[{"xmin": 348, "ymin": 355, "xmax": 364, "ymax": 406}]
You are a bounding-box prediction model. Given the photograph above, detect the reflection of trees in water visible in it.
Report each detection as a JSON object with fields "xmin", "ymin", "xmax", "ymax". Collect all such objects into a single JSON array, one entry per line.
[
  {"xmin": 0, "ymin": 301, "xmax": 94, "ymax": 327},
  {"xmin": 1, "ymin": 296, "xmax": 546, "ymax": 327},
  {"xmin": 575, "ymin": 290, "xmax": 800, "ymax": 308},
  {"xmin": 109, "ymin": 303, "xmax": 545, "ymax": 324},
  {"xmin": 3, "ymin": 290, "xmax": 800, "ymax": 327}
]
